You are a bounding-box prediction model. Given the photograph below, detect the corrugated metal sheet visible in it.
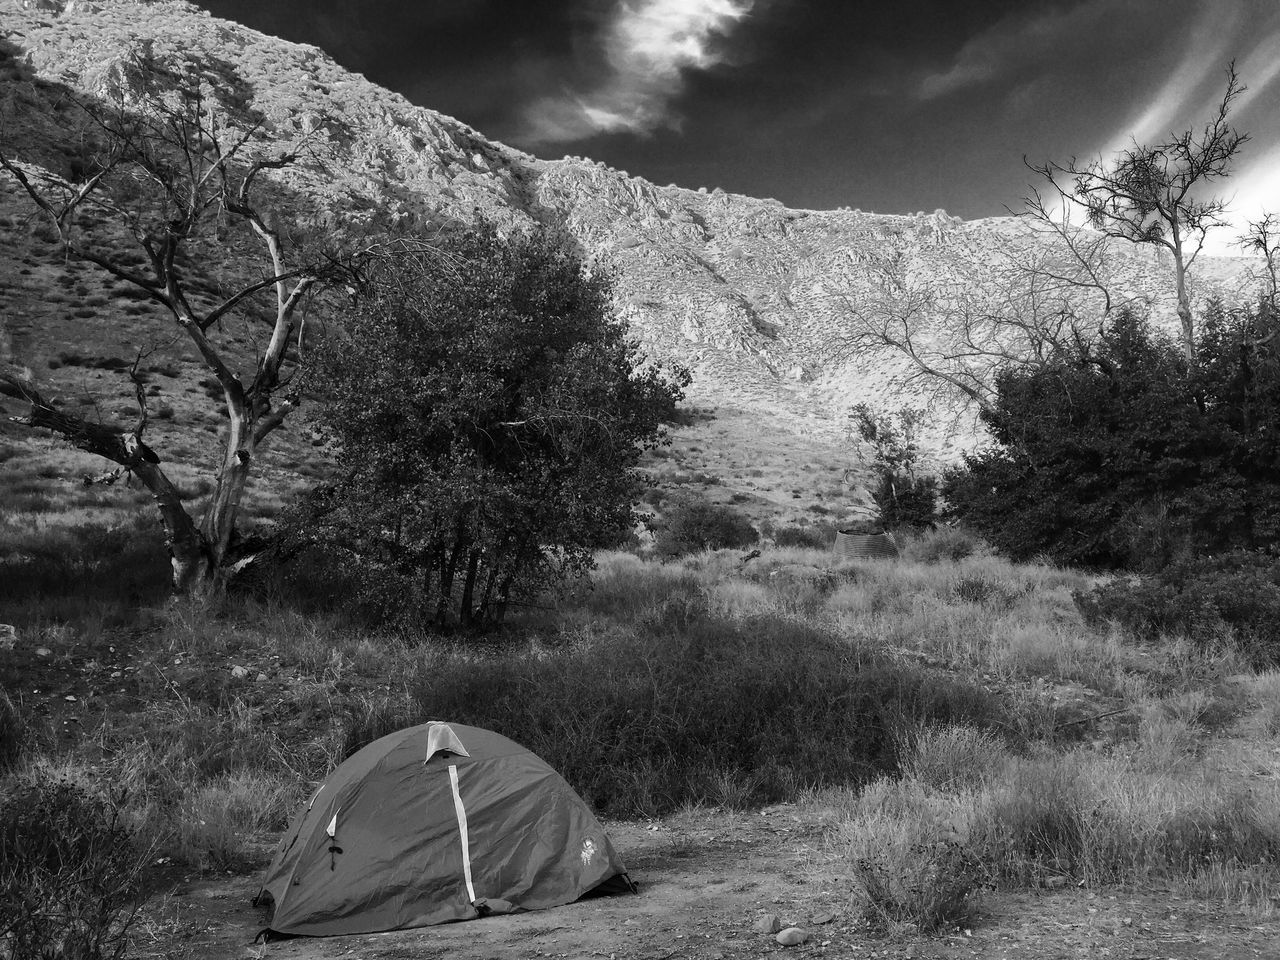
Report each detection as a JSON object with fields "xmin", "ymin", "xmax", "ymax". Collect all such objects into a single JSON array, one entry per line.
[{"xmin": 833, "ymin": 530, "xmax": 899, "ymax": 559}]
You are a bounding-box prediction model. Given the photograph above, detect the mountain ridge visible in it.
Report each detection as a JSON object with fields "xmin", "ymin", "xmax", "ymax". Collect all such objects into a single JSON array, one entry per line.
[{"xmin": 1, "ymin": 0, "xmax": 1267, "ymax": 460}]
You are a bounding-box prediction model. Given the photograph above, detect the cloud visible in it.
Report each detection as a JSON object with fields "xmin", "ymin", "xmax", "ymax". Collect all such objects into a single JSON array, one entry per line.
[
  {"xmin": 917, "ymin": 0, "xmax": 1130, "ymax": 101},
  {"xmin": 520, "ymin": 0, "xmax": 754, "ymax": 144},
  {"xmin": 1089, "ymin": 2, "xmax": 1280, "ymax": 252},
  {"xmin": 1102, "ymin": 3, "xmax": 1240, "ymax": 152}
]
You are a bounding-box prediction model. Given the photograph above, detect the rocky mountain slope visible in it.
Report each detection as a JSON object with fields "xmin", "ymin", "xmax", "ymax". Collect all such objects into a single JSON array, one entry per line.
[{"xmin": 0, "ymin": 0, "xmax": 1266, "ymax": 462}]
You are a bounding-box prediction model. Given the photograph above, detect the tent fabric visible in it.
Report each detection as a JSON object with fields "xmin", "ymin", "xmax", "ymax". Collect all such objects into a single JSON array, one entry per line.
[{"xmin": 256, "ymin": 721, "xmax": 634, "ymax": 938}]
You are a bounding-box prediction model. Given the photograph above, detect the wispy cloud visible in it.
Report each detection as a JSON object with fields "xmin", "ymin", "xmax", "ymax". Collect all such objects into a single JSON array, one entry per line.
[
  {"xmin": 917, "ymin": 0, "xmax": 1127, "ymax": 101},
  {"xmin": 520, "ymin": 0, "xmax": 754, "ymax": 144},
  {"xmin": 1102, "ymin": 4, "xmax": 1239, "ymax": 152},
  {"xmin": 1088, "ymin": 2, "xmax": 1280, "ymax": 252}
]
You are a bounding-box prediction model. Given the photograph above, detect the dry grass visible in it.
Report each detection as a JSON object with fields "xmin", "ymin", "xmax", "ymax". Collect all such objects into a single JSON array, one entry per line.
[{"xmin": 2, "ymin": 506, "xmax": 1278, "ymax": 933}]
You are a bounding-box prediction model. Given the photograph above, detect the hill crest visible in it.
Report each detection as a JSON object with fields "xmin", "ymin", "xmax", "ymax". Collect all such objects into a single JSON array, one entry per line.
[{"xmin": 0, "ymin": 0, "xmax": 1267, "ymax": 461}]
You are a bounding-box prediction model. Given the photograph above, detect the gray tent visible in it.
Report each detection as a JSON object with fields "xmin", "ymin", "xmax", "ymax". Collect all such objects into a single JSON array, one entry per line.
[{"xmin": 256, "ymin": 721, "xmax": 634, "ymax": 937}]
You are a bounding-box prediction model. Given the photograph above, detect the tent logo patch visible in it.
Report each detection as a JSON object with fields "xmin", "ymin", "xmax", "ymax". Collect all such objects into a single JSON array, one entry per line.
[{"xmin": 580, "ymin": 838, "xmax": 597, "ymax": 865}]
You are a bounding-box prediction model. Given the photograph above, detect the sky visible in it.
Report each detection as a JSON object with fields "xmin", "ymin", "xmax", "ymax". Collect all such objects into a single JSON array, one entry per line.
[{"xmin": 202, "ymin": 0, "xmax": 1280, "ymax": 250}]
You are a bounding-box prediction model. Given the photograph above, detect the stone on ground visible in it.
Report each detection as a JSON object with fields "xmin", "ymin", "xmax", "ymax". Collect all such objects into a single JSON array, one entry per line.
[{"xmin": 776, "ymin": 927, "xmax": 808, "ymax": 946}]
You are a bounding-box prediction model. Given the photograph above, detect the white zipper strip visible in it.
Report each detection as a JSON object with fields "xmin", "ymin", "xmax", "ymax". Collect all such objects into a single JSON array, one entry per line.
[{"xmin": 448, "ymin": 764, "xmax": 477, "ymax": 903}]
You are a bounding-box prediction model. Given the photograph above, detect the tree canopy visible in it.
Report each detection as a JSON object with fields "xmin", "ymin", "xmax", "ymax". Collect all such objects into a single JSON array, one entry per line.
[
  {"xmin": 302, "ymin": 224, "xmax": 688, "ymax": 627},
  {"xmin": 944, "ymin": 301, "xmax": 1280, "ymax": 569}
]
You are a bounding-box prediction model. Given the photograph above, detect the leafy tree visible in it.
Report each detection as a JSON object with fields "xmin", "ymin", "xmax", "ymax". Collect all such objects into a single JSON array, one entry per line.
[
  {"xmin": 944, "ymin": 301, "xmax": 1280, "ymax": 568},
  {"xmin": 1028, "ymin": 63, "xmax": 1248, "ymax": 360},
  {"xmin": 848, "ymin": 404, "xmax": 937, "ymax": 530},
  {"xmin": 302, "ymin": 225, "xmax": 688, "ymax": 627},
  {"xmin": 0, "ymin": 51, "xmax": 365, "ymax": 592}
]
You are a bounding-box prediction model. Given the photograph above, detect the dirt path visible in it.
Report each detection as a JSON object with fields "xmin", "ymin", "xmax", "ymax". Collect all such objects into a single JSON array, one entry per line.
[{"xmin": 142, "ymin": 806, "xmax": 1280, "ymax": 960}]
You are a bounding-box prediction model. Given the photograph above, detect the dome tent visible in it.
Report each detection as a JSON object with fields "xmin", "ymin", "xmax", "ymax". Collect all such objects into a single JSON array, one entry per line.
[{"xmin": 256, "ymin": 721, "xmax": 635, "ymax": 938}]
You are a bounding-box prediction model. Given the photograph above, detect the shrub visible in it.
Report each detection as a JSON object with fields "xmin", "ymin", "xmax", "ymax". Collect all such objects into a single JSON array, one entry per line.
[
  {"xmin": 0, "ymin": 774, "xmax": 149, "ymax": 960},
  {"xmin": 343, "ymin": 614, "xmax": 1004, "ymax": 816},
  {"xmin": 1076, "ymin": 551, "xmax": 1280, "ymax": 662},
  {"xmin": 174, "ymin": 773, "xmax": 295, "ymax": 871},
  {"xmin": 898, "ymin": 526, "xmax": 991, "ymax": 563},
  {"xmin": 896, "ymin": 723, "xmax": 1006, "ymax": 792},
  {"xmin": 772, "ymin": 524, "xmax": 829, "ymax": 549},
  {"xmin": 872, "ymin": 471, "xmax": 938, "ymax": 531},
  {"xmin": 839, "ymin": 778, "xmax": 986, "ymax": 933},
  {"xmin": 654, "ymin": 498, "xmax": 758, "ymax": 557},
  {"xmin": 945, "ymin": 303, "xmax": 1280, "ymax": 568}
]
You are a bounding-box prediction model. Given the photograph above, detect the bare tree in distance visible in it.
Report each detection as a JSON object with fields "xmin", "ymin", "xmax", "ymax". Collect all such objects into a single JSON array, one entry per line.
[
  {"xmin": 1239, "ymin": 211, "xmax": 1279, "ymax": 309},
  {"xmin": 1026, "ymin": 62, "xmax": 1249, "ymax": 360},
  {"xmin": 831, "ymin": 222, "xmax": 1135, "ymax": 412},
  {"xmin": 0, "ymin": 57, "xmax": 382, "ymax": 593}
]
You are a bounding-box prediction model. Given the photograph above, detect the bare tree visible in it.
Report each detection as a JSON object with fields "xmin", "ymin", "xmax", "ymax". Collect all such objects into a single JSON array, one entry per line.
[
  {"xmin": 831, "ymin": 220, "xmax": 1129, "ymax": 411},
  {"xmin": 1028, "ymin": 63, "xmax": 1248, "ymax": 359},
  {"xmin": 0, "ymin": 58, "xmax": 363, "ymax": 593},
  {"xmin": 1239, "ymin": 212, "xmax": 1279, "ymax": 308}
]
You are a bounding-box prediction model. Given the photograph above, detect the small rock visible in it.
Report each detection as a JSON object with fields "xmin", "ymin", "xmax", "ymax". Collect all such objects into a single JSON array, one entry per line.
[
  {"xmin": 64, "ymin": 695, "xmax": 77, "ymax": 702},
  {"xmin": 230, "ymin": 665, "xmax": 249, "ymax": 679},
  {"xmin": 752, "ymin": 914, "xmax": 781, "ymax": 934},
  {"xmin": 776, "ymin": 927, "xmax": 808, "ymax": 946},
  {"xmin": 35, "ymin": 647, "xmax": 52, "ymax": 658},
  {"xmin": 255, "ymin": 672, "xmax": 268, "ymax": 682},
  {"xmin": 812, "ymin": 911, "xmax": 835, "ymax": 925}
]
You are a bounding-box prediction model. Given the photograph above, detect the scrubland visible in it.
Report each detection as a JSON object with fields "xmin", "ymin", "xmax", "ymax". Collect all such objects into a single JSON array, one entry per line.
[{"xmin": 4, "ymin": 483, "xmax": 1279, "ymax": 949}]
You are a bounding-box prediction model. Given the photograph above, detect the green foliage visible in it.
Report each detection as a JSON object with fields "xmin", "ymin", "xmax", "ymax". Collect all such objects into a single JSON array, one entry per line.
[
  {"xmin": 849, "ymin": 404, "xmax": 938, "ymax": 530},
  {"xmin": 0, "ymin": 774, "xmax": 149, "ymax": 960},
  {"xmin": 1076, "ymin": 551, "xmax": 1280, "ymax": 662},
  {"xmin": 654, "ymin": 497, "xmax": 759, "ymax": 557},
  {"xmin": 872, "ymin": 471, "xmax": 939, "ymax": 531},
  {"xmin": 343, "ymin": 612, "xmax": 1003, "ymax": 817},
  {"xmin": 303, "ymin": 224, "xmax": 688, "ymax": 627},
  {"xmin": 945, "ymin": 303, "xmax": 1280, "ymax": 568}
]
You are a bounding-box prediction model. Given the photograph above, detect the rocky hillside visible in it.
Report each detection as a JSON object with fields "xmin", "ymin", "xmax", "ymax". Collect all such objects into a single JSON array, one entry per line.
[{"xmin": 0, "ymin": 0, "xmax": 1266, "ymax": 461}]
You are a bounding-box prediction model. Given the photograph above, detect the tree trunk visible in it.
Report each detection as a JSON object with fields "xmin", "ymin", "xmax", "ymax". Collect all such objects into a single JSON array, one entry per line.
[
  {"xmin": 1172, "ymin": 237, "xmax": 1195, "ymax": 361},
  {"xmin": 195, "ymin": 399, "xmax": 256, "ymax": 594},
  {"xmin": 132, "ymin": 460, "xmax": 213, "ymax": 593},
  {"xmin": 459, "ymin": 549, "xmax": 481, "ymax": 627}
]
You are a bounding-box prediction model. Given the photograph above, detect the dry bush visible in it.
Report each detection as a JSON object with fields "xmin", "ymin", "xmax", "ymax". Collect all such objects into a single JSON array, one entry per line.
[
  {"xmin": 0, "ymin": 772, "xmax": 150, "ymax": 960},
  {"xmin": 838, "ymin": 741, "xmax": 1280, "ymax": 908},
  {"xmin": 174, "ymin": 773, "xmax": 296, "ymax": 871},
  {"xmin": 896, "ymin": 723, "xmax": 1006, "ymax": 792},
  {"xmin": 836, "ymin": 778, "xmax": 987, "ymax": 933}
]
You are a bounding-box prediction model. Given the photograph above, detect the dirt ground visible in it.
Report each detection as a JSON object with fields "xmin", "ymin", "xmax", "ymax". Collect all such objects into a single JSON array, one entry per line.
[{"xmin": 139, "ymin": 805, "xmax": 1280, "ymax": 960}]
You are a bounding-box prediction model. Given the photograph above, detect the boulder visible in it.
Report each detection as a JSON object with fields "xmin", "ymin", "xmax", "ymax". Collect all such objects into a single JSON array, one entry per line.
[{"xmin": 776, "ymin": 927, "xmax": 808, "ymax": 946}]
